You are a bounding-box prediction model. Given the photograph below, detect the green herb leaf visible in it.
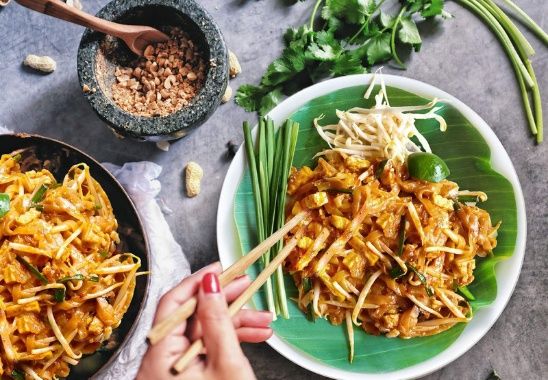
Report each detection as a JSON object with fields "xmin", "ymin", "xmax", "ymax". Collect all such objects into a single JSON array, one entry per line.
[
  {"xmin": 259, "ymin": 88, "xmax": 284, "ymax": 116},
  {"xmin": 365, "ymin": 32, "xmax": 392, "ymax": 65},
  {"xmin": 16, "ymin": 256, "xmax": 48, "ymax": 285},
  {"xmin": 261, "ymin": 42, "xmax": 306, "ymax": 87},
  {"xmin": 330, "ymin": 51, "xmax": 367, "ymax": 76},
  {"xmin": 380, "ymin": 11, "xmax": 395, "ymax": 28},
  {"xmin": 284, "ymin": 25, "xmax": 312, "ymax": 46},
  {"xmin": 235, "ymin": 84, "xmax": 268, "ymax": 112},
  {"xmin": 306, "ymin": 31, "xmax": 342, "ymax": 61},
  {"xmin": 58, "ymin": 274, "xmax": 86, "ymax": 283},
  {"xmin": 398, "ymin": 17, "xmax": 422, "ymax": 50},
  {"xmin": 0, "ymin": 193, "xmax": 10, "ymax": 218},
  {"xmin": 53, "ymin": 288, "xmax": 66, "ymax": 303},
  {"xmin": 323, "ymin": 0, "xmax": 374, "ymax": 25},
  {"xmin": 421, "ymin": 0, "xmax": 444, "ymax": 18}
]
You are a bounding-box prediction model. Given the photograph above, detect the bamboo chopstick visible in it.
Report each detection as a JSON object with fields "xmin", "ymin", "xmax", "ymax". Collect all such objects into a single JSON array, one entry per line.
[
  {"xmin": 147, "ymin": 211, "xmax": 309, "ymax": 345},
  {"xmin": 172, "ymin": 227, "xmax": 305, "ymax": 373}
]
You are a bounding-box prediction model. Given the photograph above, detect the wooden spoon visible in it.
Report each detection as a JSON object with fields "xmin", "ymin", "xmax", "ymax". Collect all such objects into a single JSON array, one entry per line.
[{"xmin": 15, "ymin": 0, "xmax": 169, "ymax": 56}]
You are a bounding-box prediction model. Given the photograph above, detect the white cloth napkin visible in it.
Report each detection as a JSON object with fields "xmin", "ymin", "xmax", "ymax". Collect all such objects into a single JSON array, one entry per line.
[
  {"xmin": 99, "ymin": 162, "xmax": 190, "ymax": 380},
  {"xmin": 0, "ymin": 127, "xmax": 191, "ymax": 379}
]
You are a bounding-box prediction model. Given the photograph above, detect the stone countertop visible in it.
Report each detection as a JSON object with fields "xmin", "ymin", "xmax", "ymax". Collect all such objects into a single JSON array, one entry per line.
[{"xmin": 0, "ymin": 0, "xmax": 546, "ymax": 379}]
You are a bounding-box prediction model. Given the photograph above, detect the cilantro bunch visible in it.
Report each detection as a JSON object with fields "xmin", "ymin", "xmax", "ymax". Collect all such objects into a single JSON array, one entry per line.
[{"xmin": 236, "ymin": 0, "xmax": 448, "ymax": 115}]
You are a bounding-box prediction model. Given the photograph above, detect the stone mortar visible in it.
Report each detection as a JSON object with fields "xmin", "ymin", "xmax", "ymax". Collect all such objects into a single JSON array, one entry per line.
[{"xmin": 77, "ymin": 0, "xmax": 228, "ymax": 141}]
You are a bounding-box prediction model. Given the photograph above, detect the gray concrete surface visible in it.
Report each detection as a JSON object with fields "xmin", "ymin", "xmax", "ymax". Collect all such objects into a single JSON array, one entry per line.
[{"xmin": 0, "ymin": 0, "xmax": 546, "ymax": 379}]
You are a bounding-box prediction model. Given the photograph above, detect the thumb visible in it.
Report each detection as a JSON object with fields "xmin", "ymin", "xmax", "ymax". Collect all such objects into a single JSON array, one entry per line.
[{"xmin": 197, "ymin": 272, "xmax": 245, "ymax": 370}]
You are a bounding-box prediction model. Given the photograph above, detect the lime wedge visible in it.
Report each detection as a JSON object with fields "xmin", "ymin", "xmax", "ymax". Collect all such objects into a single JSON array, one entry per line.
[{"xmin": 407, "ymin": 152, "xmax": 450, "ymax": 182}]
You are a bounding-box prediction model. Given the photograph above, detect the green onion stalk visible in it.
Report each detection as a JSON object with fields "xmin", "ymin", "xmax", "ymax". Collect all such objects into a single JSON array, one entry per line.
[
  {"xmin": 455, "ymin": 0, "xmax": 545, "ymax": 143},
  {"xmin": 243, "ymin": 118, "xmax": 300, "ymax": 319}
]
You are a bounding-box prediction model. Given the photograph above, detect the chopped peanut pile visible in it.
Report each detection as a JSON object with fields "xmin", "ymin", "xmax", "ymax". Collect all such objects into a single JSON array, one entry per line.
[{"xmin": 112, "ymin": 27, "xmax": 207, "ymax": 117}]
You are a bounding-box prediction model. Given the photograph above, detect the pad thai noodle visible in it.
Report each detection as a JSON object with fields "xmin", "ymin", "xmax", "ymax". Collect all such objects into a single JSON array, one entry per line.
[
  {"xmin": 0, "ymin": 154, "xmax": 140, "ymax": 379},
  {"xmin": 283, "ymin": 77, "xmax": 499, "ymax": 362}
]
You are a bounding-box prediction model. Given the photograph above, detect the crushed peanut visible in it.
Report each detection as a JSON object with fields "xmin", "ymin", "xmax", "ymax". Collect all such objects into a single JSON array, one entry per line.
[
  {"xmin": 228, "ymin": 51, "xmax": 241, "ymax": 78},
  {"xmin": 221, "ymin": 85, "xmax": 232, "ymax": 103},
  {"xmin": 185, "ymin": 161, "xmax": 203, "ymax": 197},
  {"xmin": 23, "ymin": 54, "xmax": 56, "ymax": 73},
  {"xmin": 112, "ymin": 27, "xmax": 207, "ymax": 117}
]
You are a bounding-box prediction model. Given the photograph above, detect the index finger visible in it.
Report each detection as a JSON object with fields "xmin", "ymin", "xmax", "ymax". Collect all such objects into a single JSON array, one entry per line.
[{"xmin": 153, "ymin": 262, "xmax": 222, "ymax": 327}]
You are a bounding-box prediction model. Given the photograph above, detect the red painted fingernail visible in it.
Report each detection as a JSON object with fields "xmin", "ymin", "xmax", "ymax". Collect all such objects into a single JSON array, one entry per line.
[{"xmin": 202, "ymin": 273, "xmax": 220, "ymax": 294}]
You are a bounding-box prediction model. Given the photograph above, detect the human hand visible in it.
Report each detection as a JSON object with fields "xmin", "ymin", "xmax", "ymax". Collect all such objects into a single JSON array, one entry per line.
[{"xmin": 137, "ymin": 262, "xmax": 273, "ymax": 380}]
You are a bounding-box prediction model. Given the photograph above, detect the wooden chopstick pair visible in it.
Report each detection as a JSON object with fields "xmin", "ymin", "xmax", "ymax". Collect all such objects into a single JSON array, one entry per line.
[{"xmin": 146, "ymin": 211, "xmax": 309, "ymax": 372}]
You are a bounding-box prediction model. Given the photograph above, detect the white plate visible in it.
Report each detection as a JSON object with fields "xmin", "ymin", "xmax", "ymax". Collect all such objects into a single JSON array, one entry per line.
[{"xmin": 216, "ymin": 74, "xmax": 526, "ymax": 380}]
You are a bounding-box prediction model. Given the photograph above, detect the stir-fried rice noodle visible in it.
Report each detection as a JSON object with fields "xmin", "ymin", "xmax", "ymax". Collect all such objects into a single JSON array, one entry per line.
[
  {"xmin": 284, "ymin": 83, "xmax": 499, "ymax": 359},
  {"xmin": 0, "ymin": 155, "xmax": 139, "ymax": 379}
]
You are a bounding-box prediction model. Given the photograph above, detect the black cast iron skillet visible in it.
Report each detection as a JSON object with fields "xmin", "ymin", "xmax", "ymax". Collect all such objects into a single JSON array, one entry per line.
[{"xmin": 0, "ymin": 133, "xmax": 150, "ymax": 379}]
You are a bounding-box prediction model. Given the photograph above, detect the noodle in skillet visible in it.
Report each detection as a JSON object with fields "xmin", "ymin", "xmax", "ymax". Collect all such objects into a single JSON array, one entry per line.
[{"xmin": 0, "ymin": 153, "xmax": 140, "ymax": 379}]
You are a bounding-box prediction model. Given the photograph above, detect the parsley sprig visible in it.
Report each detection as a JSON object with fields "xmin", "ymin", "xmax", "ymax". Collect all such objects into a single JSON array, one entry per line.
[{"xmin": 236, "ymin": 0, "xmax": 448, "ymax": 115}]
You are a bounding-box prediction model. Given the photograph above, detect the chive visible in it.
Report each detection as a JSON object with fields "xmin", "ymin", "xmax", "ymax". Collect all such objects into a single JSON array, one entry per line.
[
  {"xmin": 458, "ymin": 0, "xmax": 542, "ymax": 141},
  {"xmin": 457, "ymin": 285, "xmax": 476, "ymax": 301},
  {"xmin": 302, "ymin": 277, "xmax": 311, "ymax": 292},
  {"xmin": 58, "ymin": 274, "xmax": 86, "ymax": 283},
  {"xmin": 31, "ymin": 184, "xmax": 48, "ymax": 203},
  {"xmin": 325, "ymin": 188, "xmax": 353, "ymax": 194},
  {"xmin": 453, "ymin": 201, "xmax": 462, "ymax": 211},
  {"xmin": 0, "ymin": 193, "xmax": 10, "ymax": 218},
  {"xmin": 11, "ymin": 369, "xmax": 25, "ymax": 380},
  {"xmin": 99, "ymin": 250, "xmax": 109, "ymax": 258},
  {"xmin": 243, "ymin": 121, "xmax": 275, "ymax": 315},
  {"xmin": 88, "ymin": 274, "xmax": 100, "ymax": 282},
  {"xmin": 408, "ymin": 264, "xmax": 434, "ymax": 297},
  {"xmin": 397, "ymin": 215, "xmax": 406, "ymax": 256},
  {"xmin": 389, "ymin": 266, "xmax": 405, "ymax": 279},
  {"xmin": 302, "ymin": 277, "xmax": 315, "ymax": 322},
  {"xmin": 53, "ymin": 288, "xmax": 66, "ymax": 303},
  {"xmin": 457, "ymin": 195, "xmax": 479, "ymax": 203},
  {"xmin": 12, "ymin": 153, "xmax": 22, "ymax": 162},
  {"xmin": 266, "ymin": 118, "xmax": 275, "ymax": 183},
  {"xmin": 375, "ymin": 159, "xmax": 388, "ymax": 179},
  {"xmin": 16, "ymin": 256, "xmax": 48, "ymax": 285}
]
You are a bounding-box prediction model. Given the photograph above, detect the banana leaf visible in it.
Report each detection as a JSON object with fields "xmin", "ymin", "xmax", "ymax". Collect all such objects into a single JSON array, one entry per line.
[{"xmin": 233, "ymin": 85, "xmax": 517, "ymax": 372}]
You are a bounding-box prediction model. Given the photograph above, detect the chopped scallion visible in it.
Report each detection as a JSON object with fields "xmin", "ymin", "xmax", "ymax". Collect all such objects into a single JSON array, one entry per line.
[
  {"xmin": 375, "ymin": 159, "xmax": 388, "ymax": 179},
  {"xmin": 458, "ymin": 285, "xmax": 476, "ymax": 301},
  {"xmin": 53, "ymin": 288, "xmax": 66, "ymax": 303},
  {"xmin": 16, "ymin": 256, "xmax": 48, "ymax": 285},
  {"xmin": 11, "ymin": 369, "xmax": 25, "ymax": 380},
  {"xmin": 0, "ymin": 193, "xmax": 10, "ymax": 218},
  {"xmin": 58, "ymin": 274, "xmax": 85, "ymax": 283},
  {"xmin": 397, "ymin": 215, "xmax": 406, "ymax": 256},
  {"xmin": 31, "ymin": 184, "xmax": 48, "ymax": 204},
  {"xmin": 408, "ymin": 264, "xmax": 434, "ymax": 297}
]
